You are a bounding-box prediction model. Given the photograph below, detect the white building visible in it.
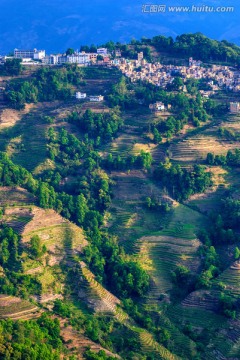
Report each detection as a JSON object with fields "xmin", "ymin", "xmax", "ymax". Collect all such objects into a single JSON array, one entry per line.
[
  {"xmin": 97, "ymin": 48, "xmax": 108, "ymax": 55},
  {"xmin": 67, "ymin": 53, "xmax": 90, "ymax": 64},
  {"xmin": 149, "ymin": 101, "xmax": 165, "ymax": 112},
  {"xmin": 89, "ymin": 95, "xmax": 104, "ymax": 102},
  {"xmin": 76, "ymin": 92, "xmax": 87, "ymax": 99},
  {"xmin": 33, "ymin": 50, "xmax": 46, "ymax": 60},
  {"xmin": 14, "ymin": 48, "xmax": 45, "ymax": 60},
  {"xmin": 21, "ymin": 58, "xmax": 33, "ymax": 63},
  {"xmin": 42, "ymin": 55, "xmax": 59, "ymax": 65}
]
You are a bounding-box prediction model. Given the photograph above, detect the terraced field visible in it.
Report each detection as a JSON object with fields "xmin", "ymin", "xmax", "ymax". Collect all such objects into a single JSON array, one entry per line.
[
  {"xmin": 3, "ymin": 206, "xmax": 33, "ymax": 233},
  {"xmin": 76, "ymin": 264, "xmax": 187, "ymax": 359},
  {"xmin": 166, "ymin": 304, "xmax": 239, "ymax": 360},
  {"xmin": 21, "ymin": 207, "xmax": 87, "ymax": 294},
  {"xmin": 0, "ymin": 295, "xmax": 41, "ymax": 320},
  {"xmin": 185, "ymin": 166, "xmax": 228, "ymax": 214},
  {"xmin": 1, "ymin": 199, "xmax": 88, "ymax": 300},
  {"xmin": 0, "ymin": 186, "xmax": 36, "ymax": 206},
  {"xmin": 138, "ymin": 235, "xmax": 201, "ymax": 297},
  {"xmin": 78, "ymin": 262, "xmax": 124, "ymax": 316},
  {"xmin": 59, "ymin": 317, "xmax": 121, "ymax": 359},
  {"xmin": 169, "ymin": 135, "xmax": 239, "ymax": 163},
  {"xmin": 214, "ymin": 261, "xmax": 240, "ymax": 296},
  {"xmin": 1, "ymin": 68, "xmax": 240, "ymax": 359},
  {"xmin": 0, "ymin": 104, "xmax": 35, "ymax": 129},
  {"xmin": 9, "ymin": 113, "xmax": 49, "ymax": 172},
  {"xmin": 136, "ymin": 204, "xmax": 204, "ymax": 299},
  {"xmin": 107, "ymin": 172, "xmax": 171, "ymax": 252},
  {"xmin": 108, "ymin": 168, "xmax": 206, "ymax": 301},
  {"xmin": 181, "ymin": 289, "xmax": 220, "ymax": 311},
  {"xmin": 138, "ymin": 331, "xmax": 180, "ymax": 360}
]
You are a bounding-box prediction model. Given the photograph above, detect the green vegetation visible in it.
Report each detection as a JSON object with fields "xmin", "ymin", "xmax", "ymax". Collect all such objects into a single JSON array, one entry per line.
[
  {"xmin": 102, "ymin": 151, "xmax": 153, "ymax": 171},
  {"xmin": 0, "ymin": 58, "xmax": 22, "ymax": 76},
  {"xmin": 29, "ymin": 235, "xmax": 47, "ymax": 259},
  {"xmin": 206, "ymin": 149, "xmax": 240, "ymax": 166},
  {"xmin": 86, "ymin": 32, "xmax": 240, "ymax": 65},
  {"xmin": 84, "ymin": 350, "xmax": 116, "ymax": 360},
  {"xmin": 153, "ymin": 160, "xmax": 213, "ymax": 201},
  {"xmin": 4, "ymin": 65, "xmax": 83, "ymax": 109},
  {"xmin": 150, "ymin": 33, "xmax": 240, "ymax": 64},
  {"xmin": 0, "ymin": 314, "xmax": 62, "ymax": 359},
  {"xmin": 68, "ymin": 108, "xmax": 123, "ymax": 144},
  {"xmin": 1, "ymin": 34, "xmax": 240, "ymax": 359},
  {"xmin": 0, "ymin": 226, "xmax": 42, "ymax": 297}
]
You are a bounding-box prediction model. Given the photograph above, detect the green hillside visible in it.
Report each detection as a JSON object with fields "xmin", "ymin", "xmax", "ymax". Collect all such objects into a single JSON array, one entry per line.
[{"xmin": 0, "ymin": 39, "xmax": 240, "ymax": 359}]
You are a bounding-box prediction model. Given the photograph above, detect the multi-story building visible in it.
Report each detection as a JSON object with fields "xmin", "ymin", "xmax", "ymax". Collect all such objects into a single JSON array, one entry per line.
[
  {"xmin": 97, "ymin": 48, "xmax": 108, "ymax": 55},
  {"xmin": 89, "ymin": 53, "xmax": 98, "ymax": 62},
  {"xmin": 42, "ymin": 52, "xmax": 91, "ymax": 65},
  {"xmin": 58, "ymin": 55, "xmax": 68, "ymax": 65},
  {"xmin": 42, "ymin": 54, "xmax": 59, "ymax": 65},
  {"xmin": 14, "ymin": 48, "xmax": 45, "ymax": 59},
  {"xmin": 67, "ymin": 53, "xmax": 90, "ymax": 64}
]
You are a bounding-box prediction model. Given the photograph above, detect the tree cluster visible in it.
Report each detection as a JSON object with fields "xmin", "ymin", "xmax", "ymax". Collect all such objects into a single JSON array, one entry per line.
[
  {"xmin": 68, "ymin": 109, "xmax": 123, "ymax": 144},
  {"xmin": 0, "ymin": 314, "xmax": 62, "ymax": 359},
  {"xmin": 5, "ymin": 65, "xmax": 83, "ymax": 109},
  {"xmin": 206, "ymin": 149, "xmax": 240, "ymax": 167},
  {"xmin": 153, "ymin": 161, "xmax": 213, "ymax": 201},
  {"xmin": 0, "ymin": 58, "xmax": 22, "ymax": 76},
  {"xmin": 102, "ymin": 151, "xmax": 153, "ymax": 171}
]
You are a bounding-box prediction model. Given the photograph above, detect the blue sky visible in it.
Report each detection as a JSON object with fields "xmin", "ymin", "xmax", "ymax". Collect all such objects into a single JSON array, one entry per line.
[{"xmin": 0, "ymin": 0, "xmax": 239, "ymax": 53}]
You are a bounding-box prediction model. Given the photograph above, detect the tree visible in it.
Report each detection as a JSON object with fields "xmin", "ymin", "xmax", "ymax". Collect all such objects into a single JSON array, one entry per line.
[
  {"xmin": 4, "ymin": 58, "xmax": 22, "ymax": 76},
  {"xmin": 29, "ymin": 235, "xmax": 46, "ymax": 258},
  {"xmin": 66, "ymin": 48, "xmax": 75, "ymax": 55},
  {"xmin": 169, "ymin": 77, "xmax": 184, "ymax": 91},
  {"xmin": 206, "ymin": 152, "xmax": 215, "ymax": 165},
  {"xmin": 172, "ymin": 265, "xmax": 191, "ymax": 285},
  {"xmin": 75, "ymin": 194, "xmax": 88, "ymax": 225},
  {"xmin": 234, "ymin": 247, "xmax": 240, "ymax": 260},
  {"xmin": 0, "ymin": 239, "xmax": 10, "ymax": 264}
]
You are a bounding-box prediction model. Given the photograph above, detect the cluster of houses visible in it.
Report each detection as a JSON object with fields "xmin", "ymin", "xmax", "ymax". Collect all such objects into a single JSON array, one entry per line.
[
  {"xmin": 1, "ymin": 47, "xmax": 240, "ymax": 110},
  {"xmin": 0, "ymin": 48, "xmax": 122, "ymax": 67},
  {"xmin": 2, "ymin": 48, "xmax": 239, "ymax": 96},
  {"xmin": 116, "ymin": 56, "xmax": 240, "ymax": 95},
  {"xmin": 148, "ymin": 100, "xmax": 240, "ymax": 115}
]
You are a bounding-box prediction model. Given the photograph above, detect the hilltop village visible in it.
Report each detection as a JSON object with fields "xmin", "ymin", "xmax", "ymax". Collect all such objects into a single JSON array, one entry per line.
[
  {"xmin": 1, "ymin": 48, "xmax": 240, "ymax": 95},
  {"xmin": 1, "ymin": 47, "xmax": 240, "ymax": 113}
]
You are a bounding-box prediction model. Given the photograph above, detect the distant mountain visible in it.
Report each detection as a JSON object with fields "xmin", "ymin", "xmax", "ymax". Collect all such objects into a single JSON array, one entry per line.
[{"xmin": 0, "ymin": 0, "xmax": 239, "ymax": 54}]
